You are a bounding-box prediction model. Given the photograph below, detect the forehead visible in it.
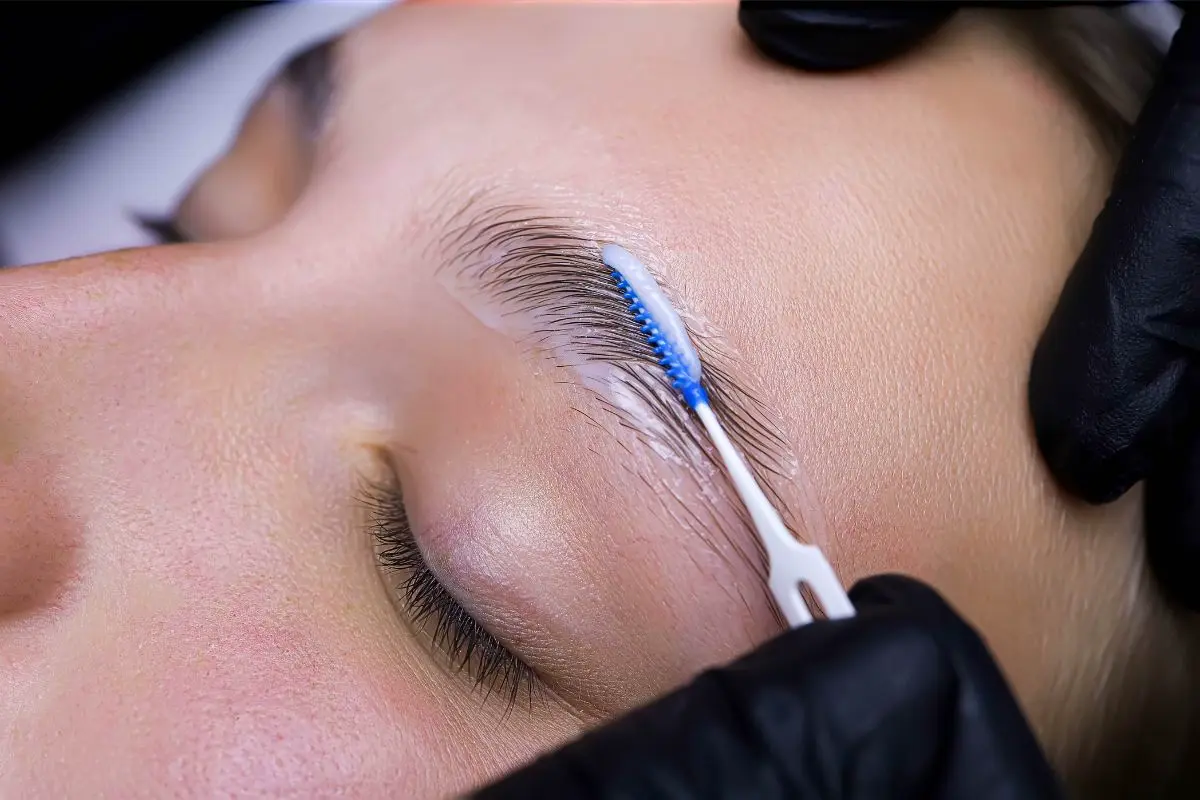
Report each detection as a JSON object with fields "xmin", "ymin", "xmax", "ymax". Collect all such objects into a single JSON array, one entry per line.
[
  {"xmin": 306, "ymin": 4, "xmax": 1097, "ymax": 411},
  {"xmin": 303, "ymin": 0, "xmax": 1112, "ymax": 640}
]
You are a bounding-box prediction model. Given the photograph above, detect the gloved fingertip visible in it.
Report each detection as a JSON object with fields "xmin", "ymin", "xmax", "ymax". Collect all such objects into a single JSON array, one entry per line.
[
  {"xmin": 1028, "ymin": 342, "xmax": 1145, "ymax": 504},
  {"xmin": 1027, "ymin": 10, "xmax": 1200, "ymax": 507},
  {"xmin": 849, "ymin": 573, "xmax": 948, "ymax": 613},
  {"xmin": 738, "ymin": 4, "xmax": 956, "ymax": 73},
  {"xmin": 1145, "ymin": 438, "xmax": 1200, "ymax": 610}
]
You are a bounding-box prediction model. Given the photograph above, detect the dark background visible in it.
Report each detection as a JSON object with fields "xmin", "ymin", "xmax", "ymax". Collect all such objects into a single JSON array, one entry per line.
[{"xmin": 0, "ymin": 2, "xmax": 264, "ymax": 175}]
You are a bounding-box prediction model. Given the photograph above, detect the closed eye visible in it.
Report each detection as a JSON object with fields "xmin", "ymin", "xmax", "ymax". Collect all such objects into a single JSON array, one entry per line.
[{"xmin": 361, "ymin": 478, "xmax": 542, "ymax": 712}]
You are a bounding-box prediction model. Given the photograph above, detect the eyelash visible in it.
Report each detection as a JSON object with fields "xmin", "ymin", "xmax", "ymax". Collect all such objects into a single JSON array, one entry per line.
[
  {"xmin": 132, "ymin": 213, "xmax": 188, "ymax": 244},
  {"xmin": 360, "ymin": 480, "xmax": 540, "ymax": 711}
]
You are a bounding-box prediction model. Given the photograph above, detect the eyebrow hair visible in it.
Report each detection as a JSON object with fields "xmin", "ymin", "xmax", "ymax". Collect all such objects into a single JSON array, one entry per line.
[
  {"xmin": 433, "ymin": 195, "xmax": 804, "ymax": 594},
  {"xmin": 279, "ymin": 35, "xmax": 340, "ymax": 140}
]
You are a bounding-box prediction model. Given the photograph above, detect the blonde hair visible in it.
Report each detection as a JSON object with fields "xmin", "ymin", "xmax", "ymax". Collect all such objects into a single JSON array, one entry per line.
[{"xmin": 998, "ymin": 8, "xmax": 1200, "ymax": 798}]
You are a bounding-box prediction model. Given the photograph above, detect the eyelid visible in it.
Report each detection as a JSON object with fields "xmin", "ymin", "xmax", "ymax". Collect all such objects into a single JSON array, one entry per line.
[{"xmin": 362, "ymin": 477, "xmax": 543, "ymax": 711}]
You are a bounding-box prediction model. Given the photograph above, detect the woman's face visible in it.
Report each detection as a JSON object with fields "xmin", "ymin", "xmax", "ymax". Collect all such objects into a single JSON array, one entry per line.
[{"xmin": 0, "ymin": 4, "xmax": 1155, "ymax": 796}]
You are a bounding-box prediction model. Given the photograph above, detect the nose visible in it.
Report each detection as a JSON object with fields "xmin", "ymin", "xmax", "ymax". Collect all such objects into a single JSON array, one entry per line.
[
  {"xmin": 0, "ymin": 248, "xmax": 409, "ymax": 794},
  {"xmin": 0, "ymin": 251, "xmax": 217, "ymax": 615},
  {"xmin": 0, "ymin": 246, "xmax": 308, "ymax": 588}
]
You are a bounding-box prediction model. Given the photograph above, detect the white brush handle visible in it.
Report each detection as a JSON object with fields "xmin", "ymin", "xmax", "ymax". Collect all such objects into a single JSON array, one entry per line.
[{"xmin": 693, "ymin": 403, "xmax": 855, "ymax": 627}]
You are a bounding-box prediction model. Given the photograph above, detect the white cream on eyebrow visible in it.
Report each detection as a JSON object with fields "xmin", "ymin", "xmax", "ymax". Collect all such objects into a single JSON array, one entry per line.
[
  {"xmin": 439, "ymin": 267, "xmax": 611, "ymax": 378},
  {"xmin": 439, "ymin": 270, "xmax": 689, "ymax": 465},
  {"xmin": 439, "ymin": 256, "xmax": 712, "ymax": 480},
  {"xmin": 439, "ymin": 242, "xmax": 798, "ymax": 468},
  {"xmin": 601, "ymin": 243, "xmax": 703, "ymax": 385},
  {"xmin": 587, "ymin": 362, "xmax": 691, "ymax": 470}
]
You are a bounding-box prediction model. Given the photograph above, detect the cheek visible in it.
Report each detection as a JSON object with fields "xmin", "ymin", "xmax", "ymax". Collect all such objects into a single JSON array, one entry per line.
[
  {"xmin": 9, "ymin": 598, "xmax": 536, "ymax": 798},
  {"xmin": 0, "ymin": 387, "xmax": 557, "ymax": 796}
]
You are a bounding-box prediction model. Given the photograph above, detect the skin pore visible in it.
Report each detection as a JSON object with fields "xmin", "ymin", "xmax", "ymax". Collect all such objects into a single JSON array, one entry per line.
[{"xmin": 1, "ymin": 3, "xmax": 1196, "ymax": 797}]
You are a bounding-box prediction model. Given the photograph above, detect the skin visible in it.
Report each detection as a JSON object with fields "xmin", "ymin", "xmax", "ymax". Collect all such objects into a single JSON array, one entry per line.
[{"xmin": 0, "ymin": 4, "xmax": 1191, "ymax": 797}]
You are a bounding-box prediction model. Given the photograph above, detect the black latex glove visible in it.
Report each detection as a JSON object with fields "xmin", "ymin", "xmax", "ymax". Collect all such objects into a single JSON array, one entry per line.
[
  {"xmin": 473, "ymin": 575, "xmax": 1063, "ymax": 800},
  {"xmin": 738, "ymin": 2, "xmax": 1200, "ymax": 609},
  {"xmin": 736, "ymin": 3, "xmax": 957, "ymax": 73}
]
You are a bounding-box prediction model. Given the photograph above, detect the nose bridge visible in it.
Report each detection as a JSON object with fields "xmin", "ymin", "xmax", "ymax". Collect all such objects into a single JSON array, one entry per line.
[
  {"xmin": 2, "ymin": 255, "xmax": 166, "ymax": 464},
  {"xmin": 4, "ymin": 258, "xmax": 184, "ymax": 506},
  {"xmin": 0, "ymin": 251, "xmax": 431, "ymax": 797},
  {"xmin": 0, "ymin": 254, "xmax": 185, "ymax": 624},
  {"xmin": 1, "ymin": 251, "xmax": 183, "ymax": 392},
  {"xmin": 1, "ymin": 246, "xmax": 287, "ymax": 436},
  {"xmin": 0, "ymin": 250, "xmax": 268, "ymax": 575},
  {"xmin": 0, "ymin": 244, "xmax": 362, "ymax": 588}
]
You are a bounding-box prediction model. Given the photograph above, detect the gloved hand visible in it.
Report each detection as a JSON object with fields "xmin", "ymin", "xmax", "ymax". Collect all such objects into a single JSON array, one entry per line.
[
  {"xmin": 738, "ymin": 2, "xmax": 1200, "ymax": 609},
  {"xmin": 473, "ymin": 575, "xmax": 1063, "ymax": 800},
  {"xmin": 735, "ymin": 3, "xmax": 956, "ymax": 73}
]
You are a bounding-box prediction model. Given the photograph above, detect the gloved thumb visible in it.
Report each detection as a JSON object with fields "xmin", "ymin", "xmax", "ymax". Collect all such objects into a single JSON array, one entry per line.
[{"xmin": 472, "ymin": 574, "xmax": 1063, "ymax": 799}]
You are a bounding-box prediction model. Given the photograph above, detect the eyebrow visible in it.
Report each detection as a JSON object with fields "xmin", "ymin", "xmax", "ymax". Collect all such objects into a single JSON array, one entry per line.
[
  {"xmin": 279, "ymin": 35, "xmax": 341, "ymax": 140},
  {"xmin": 432, "ymin": 194, "xmax": 803, "ymax": 590}
]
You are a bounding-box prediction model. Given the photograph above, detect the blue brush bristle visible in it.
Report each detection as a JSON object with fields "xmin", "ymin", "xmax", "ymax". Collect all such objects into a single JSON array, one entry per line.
[{"xmin": 612, "ymin": 271, "xmax": 709, "ymax": 409}]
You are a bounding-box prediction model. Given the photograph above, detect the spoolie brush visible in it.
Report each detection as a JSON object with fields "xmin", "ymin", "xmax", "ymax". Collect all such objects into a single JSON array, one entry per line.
[{"xmin": 602, "ymin": 243, "xmax": 853, "ymax": 626}]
